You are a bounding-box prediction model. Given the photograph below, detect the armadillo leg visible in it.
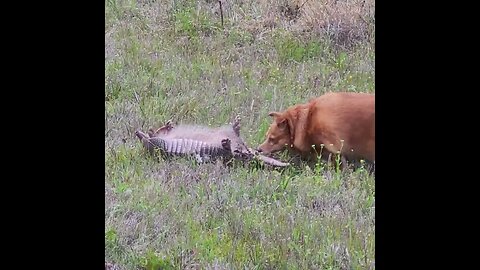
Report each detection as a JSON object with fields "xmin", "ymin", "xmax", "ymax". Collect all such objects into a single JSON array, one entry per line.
[
  {"xmin": 194, "ymin": 154, "xmax": 205, "ymax": 163},
  {"xmin": 221, "ymin": 139, "xmax": 231, "ymax": 151},
  {"xmin": 148, "ymin": 120, "xmax": 174, "ymax": 137},
  {"xmin": 232, "ymin": 115, "xmax": 241, "ymax": 136}
]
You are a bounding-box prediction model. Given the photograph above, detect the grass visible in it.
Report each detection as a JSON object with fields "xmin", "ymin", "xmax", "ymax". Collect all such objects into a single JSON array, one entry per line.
[{"xmin": 105, "ymin": 0, "xmax": 375, "ymax": 269}]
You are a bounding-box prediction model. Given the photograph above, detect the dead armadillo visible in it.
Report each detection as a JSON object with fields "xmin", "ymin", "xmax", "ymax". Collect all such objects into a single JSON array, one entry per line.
[
  {"xmin": 135, "ymin": 116, "xmax": 289, "ymax": 167},
  {"xmin": 135, "ymin": 129, "xmax": 233, "ymax": 163}
]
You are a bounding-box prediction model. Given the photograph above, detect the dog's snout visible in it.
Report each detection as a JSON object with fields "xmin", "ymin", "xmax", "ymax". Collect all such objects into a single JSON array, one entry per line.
[{"xmin": 256, "ymin": 148, "xmax": 263, "ymax": 153}]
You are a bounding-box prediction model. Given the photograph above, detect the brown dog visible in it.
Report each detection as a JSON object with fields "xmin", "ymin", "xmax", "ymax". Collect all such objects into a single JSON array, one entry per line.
[{"xmin": 257, "ymin": 92, "xmax": 375, "ymax": 166}]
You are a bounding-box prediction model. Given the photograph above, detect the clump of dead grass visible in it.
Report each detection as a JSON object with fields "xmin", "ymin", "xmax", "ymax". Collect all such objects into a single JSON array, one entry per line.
[
  {"xmin": 297, "ymin": 0, "xmax": 374, "ymax": 47},
  {"xmin": 230, "ymin": 0, "xmax": 374, "ymax": 48}
]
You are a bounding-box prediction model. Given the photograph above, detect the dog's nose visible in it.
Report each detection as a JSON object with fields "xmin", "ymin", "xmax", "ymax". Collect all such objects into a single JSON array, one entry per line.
[{"xmin": 256, "ymin": 148, "xmax": 263, "ymax": 153}]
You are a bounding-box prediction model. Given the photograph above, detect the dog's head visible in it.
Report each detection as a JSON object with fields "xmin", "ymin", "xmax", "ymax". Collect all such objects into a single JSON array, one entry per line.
[{"xmin": 257, "ymin": 111, "xmax": 294, "ymax": 155}]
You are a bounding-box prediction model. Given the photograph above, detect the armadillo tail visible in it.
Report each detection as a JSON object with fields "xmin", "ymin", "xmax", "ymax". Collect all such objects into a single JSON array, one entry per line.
[{"xmin": 255, "ymin": 154, "xmax": 290, "ymax": 167}]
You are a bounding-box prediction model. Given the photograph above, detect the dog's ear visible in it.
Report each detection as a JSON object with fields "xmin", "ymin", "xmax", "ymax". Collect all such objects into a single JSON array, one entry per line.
[
  {"xmin": 268, "ymin": 111, "xmax": 281, "ymax": 118},
  {"xmin": 277, "ymin": 118, "xmax": 288, "ymax": 129},
  {"xmin": 275, "ymin": 115, "xmax": 295, "ymax": 146},
  {"xmin": 283, "ymin": 114, "xmax": 295, "ymax": 146},
  {"xmin": 270, "ymin": 112, "xmax": 286, "ymax": 127}
]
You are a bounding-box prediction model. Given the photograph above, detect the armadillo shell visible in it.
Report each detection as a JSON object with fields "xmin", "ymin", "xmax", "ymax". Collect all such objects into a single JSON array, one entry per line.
[{"xmin": 146, "ymin": 137, "xmax": 230, "ymax": 157}]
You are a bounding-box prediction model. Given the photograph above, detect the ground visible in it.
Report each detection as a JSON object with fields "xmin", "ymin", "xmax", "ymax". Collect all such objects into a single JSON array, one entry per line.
[{"xmin": 105, "ymin": 0, "xmax": 375, "ymax": 269}]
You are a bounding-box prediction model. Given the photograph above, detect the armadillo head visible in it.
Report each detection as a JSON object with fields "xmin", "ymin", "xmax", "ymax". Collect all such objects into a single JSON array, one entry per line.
[{"xmin": 233, "ymin": 141, "xmax": 257, "ymax": 162}]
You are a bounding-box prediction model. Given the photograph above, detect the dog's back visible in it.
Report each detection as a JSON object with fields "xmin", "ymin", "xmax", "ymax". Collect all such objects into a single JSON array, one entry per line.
[{"xmin": 307, "ymin": 92, "xmax": 375, "ymax": 161}]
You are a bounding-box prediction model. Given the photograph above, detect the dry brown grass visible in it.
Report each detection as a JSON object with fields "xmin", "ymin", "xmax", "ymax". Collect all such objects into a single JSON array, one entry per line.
[{"xmin": 209, "ymin": 0, "xmax": 375, "ymax": 48}]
